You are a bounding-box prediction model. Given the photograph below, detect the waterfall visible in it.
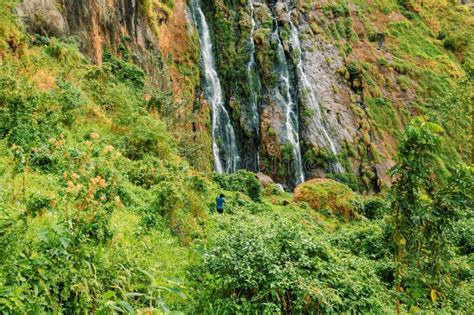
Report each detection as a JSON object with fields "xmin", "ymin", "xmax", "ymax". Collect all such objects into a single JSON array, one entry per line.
[
  {"xmin": 271, "ymin": 18, "xmax": 305, "ymax": 184},
  {"xmin": 285, "ymin": 3, "xmax": 344, "ymax": 173},
  {"xmin": 190, "ymin": 0, "xmax": 240, "ymax": 173},
  {"xmin": 246, "ymin": 0, "xmax": 261, "ymax": 170}
]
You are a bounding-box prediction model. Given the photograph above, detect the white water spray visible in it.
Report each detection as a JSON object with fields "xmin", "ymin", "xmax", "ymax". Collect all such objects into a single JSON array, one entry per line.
[
  {"xmin": 285, "ymin": 2, "xmax": 344, "ymax": 173},
  {"xmin": 272, "ymin": 19, "xmax": 305, "ymax": 184},
  {"xmin": 246, "ymin": 0, "xmax": 261, "ymax": 170},
  {"xmin": 190, "ymin": 0, "xmax": 240, "ymax": 173}
]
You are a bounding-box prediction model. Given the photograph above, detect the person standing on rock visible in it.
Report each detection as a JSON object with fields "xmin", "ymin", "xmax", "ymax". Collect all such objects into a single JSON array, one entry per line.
[{"xmin": 216, "ymin": 194, "xmax": 225, "ymax": 214}]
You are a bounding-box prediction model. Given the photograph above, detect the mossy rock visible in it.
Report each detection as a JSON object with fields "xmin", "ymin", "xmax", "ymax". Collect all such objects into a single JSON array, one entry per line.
[{"xmin": 293, "ymin": 178, "xmax": 359, "ymax": 221}]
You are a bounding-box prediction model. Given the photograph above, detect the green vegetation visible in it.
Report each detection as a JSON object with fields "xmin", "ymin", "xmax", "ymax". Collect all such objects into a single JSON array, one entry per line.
[
  {"xmin": 140, "ymin": 0, "xmax": 175, "ymax": 37},
  {"xmin": 294, "ymin": 178, "xmax": 359, "ymax": 221},
  {"xmin": 213, "ymin": 170, "xmax": 262, "ymax": 202},
  {"xmin": 0, "ymin": 1, "xmax": 472, "ymax": 314},
  {"xmin": 0, "ymin": 7, "xmax": 203, "ymax": 311},
  {"xmin": 318, "ymin": 0, "xmax": 472, "ymax": 190},
  {"xmin": 191, "ymin": 216, "xmax": 393, "ymax": 314},
  {"xmin": 390, "ymin": 117, "xmax": 473, "ymax": 312},
  {"xmin": 0, "ymin": 0, "xmax": 23, "ymax": 54}
]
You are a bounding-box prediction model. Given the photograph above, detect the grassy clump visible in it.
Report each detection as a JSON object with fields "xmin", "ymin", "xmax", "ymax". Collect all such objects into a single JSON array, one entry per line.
[
  {"xmin": 293, "ymin": 178, "xmax": 360, "ymax": 221},
  {"xmin": 0, "ymin": 0, "xmax": 24, "ymax": 54},
  {"xmin": 141, "ymin": 0, "xmax": 175, "ymax": 38}
]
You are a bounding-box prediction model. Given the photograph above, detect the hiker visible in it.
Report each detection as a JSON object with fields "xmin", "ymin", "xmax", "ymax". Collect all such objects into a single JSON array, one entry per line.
[{"xmin": 216, "ymin": 194, "xmax": 225, "ymax": 214}]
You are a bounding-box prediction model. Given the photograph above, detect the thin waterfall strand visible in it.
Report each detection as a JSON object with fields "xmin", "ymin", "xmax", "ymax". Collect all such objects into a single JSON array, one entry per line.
[
  {"xmin": 246, "ymin": 0, "xmax": 261, "ymax": 170},
  {"xmin": 191, "ymin": 0, "xmax": 240, "ymax": 173},
  {"xmin": 285, "ymin": 3, "xmax": 344, "ymax": 173},
  {"xmin": 272, "ymin": 18, "xmax": 305, "ymax": 184}
]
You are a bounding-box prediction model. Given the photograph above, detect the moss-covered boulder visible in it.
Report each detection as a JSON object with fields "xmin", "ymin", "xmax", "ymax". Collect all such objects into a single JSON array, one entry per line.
[{"xmin": 293, "ymin": 178, "xmax": 359, "ymax": 221}]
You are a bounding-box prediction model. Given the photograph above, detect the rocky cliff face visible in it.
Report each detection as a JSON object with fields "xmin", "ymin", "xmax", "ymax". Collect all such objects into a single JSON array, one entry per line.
[
  {"xmin": 191, "ymin": 0, "xmax": 471, "ymax": 190},
  {"xmin": 15, "ymin": 0, "xmax": 472, "ymax": 191},
  {"xmin": 196, "ymin": 0, "xmax": 388, "ymax": 190},
  {"xmin": 17, "ymin": 0, "xmax": 162, "ymax": 73},
  {"xmin": 13, "ymin": 0, "xmax": 384, "ymax": 188}
]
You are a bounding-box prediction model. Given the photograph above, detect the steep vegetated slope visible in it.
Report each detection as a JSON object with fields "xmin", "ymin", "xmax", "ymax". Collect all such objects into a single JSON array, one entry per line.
[
  {"xmin": 15, "ymin": 0, "xmax": 213, "ymax": 171},
  {"xmin": 0, "ymin": 0, "xmax": 472, "ymax": 313},
  {"xmin": 0, "ymin": 0, "xmax": 208, "ymax": 310}
]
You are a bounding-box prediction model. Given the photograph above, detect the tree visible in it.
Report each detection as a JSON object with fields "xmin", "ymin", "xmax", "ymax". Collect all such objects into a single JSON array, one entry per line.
[{"xmin": 390, "ymin": 117, "xmax": 472, "ymax": 312}]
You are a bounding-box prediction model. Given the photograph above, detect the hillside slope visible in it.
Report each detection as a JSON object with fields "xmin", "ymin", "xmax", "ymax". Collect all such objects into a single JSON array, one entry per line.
[{"xmin": 0, "ymin": 0, "xmax": 472, "ymax": 313}]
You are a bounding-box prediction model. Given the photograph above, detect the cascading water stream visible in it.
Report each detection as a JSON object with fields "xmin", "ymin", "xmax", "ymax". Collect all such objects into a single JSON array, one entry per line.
[
  {"xmin": 190, "ymin": 0, "xmax": 240, "ymax": 173},
  {"xmin": 285, "ymin": 2, "xmax": 344, "ymax": 173},
  {"xmin": 271, "ymin": 17, "xmax": 305, "ymax": 184},
  {"xmin": 246, "ymin": 0, "xmax": 261, "ymax": 170}
]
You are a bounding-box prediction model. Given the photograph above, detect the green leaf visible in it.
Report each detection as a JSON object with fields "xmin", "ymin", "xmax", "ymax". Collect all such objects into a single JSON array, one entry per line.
[
  {"xmin": 431, "ymin": 289, "xmax": 437, "ymax": 303},
  {"xmin": 124, "ymin": 292, "xmax": 145, "ymax": 298},
  {"xmin": 103, "ymin": 290, "xmax": 116, "ymax": 300},
  {"xmin": 117, "ymin": 301, "xmax": 135, "ymax": 314},
  {"xmin": 167, "ymin": 287, "xmax": 187, "ymax": 299}
]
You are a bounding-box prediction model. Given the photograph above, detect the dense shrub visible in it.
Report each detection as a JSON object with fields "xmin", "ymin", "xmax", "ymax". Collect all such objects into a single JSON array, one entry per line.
[
  {"xmin": 451, "ymin": 217, "xmax": 474, "ymax": 255},
  {"xmin": 218, "ymin": 191, "xmax": 272, "ymax": 215},
  {"xmin": 103, "ymin": 52, "xmax": 145, "ymax": 90},
  {"xmin": 119, "ymin": 115, "xmax": 175, "ymax": 161},
  {"xmin": 442, "ymin": 33, "xmax": 470, "ymax": 54},
  {"xmin": 26, "ymin": 193, "xmax": 52, "ymax": 217},
  {"xmin": 213, "ymin": 170, "xmax": 262, "ymax": 201},
  {"xmin": 330, "ymin": 220, "xmax": 392, "ymax": 260},
  {"xmin": 360, "ymin": 196, "xmax": 389, "ymax": 220},
  {"xmin": 126, "ymin": 158, "xmax": 161, "ymax": 188},
  {"xmin": 0, "ymin": 85, "xmax": 62, "ymax": 150},
  {"xmin": 191, "ymin": 218, "xmax": 393, "ymax": 314},
  {"xmin": 138, "ymin": 162, "xmax": 209, "ymax": 244}
]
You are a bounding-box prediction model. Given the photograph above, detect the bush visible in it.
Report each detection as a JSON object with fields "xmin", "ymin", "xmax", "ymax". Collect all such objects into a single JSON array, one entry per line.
[
  {"xmin": 451, "ymin": 217, "xmax": 474, "ymax": 255},
  {"xmin": 213, "ymin": 170, "xmax": 262, "ymax": 201},
  {"xmin": 26, "ymin": 193, "xmax": 52, "ymax": 217},
  {"xmin": 191, "ymin": 218, "xmax": 393, "ymax": 314},
  {"xmin": 138, "ymin": 164, "xmax": 208, "ymax": 244},
  {"xmin": 330, "ymin": 220, "xmax": 392, "ymax": 260},
  {"xmin": 119, "ymin": 115, "xmax": 175, "ymax": 161},
  {"xmin": 103, "ymin": 52, "xmax": 145, "ymax": 90},
  {"xmin": 0, "ymin": 88, "xmax": 62, "ymax": 151},
  {"xmin": 442, "ymin": 33, "xmax": 470, "ymax": 54},
  {"xmin": 126, "ymin": 158, "xmax": 161, "ymax": 188},
  {"xmin": 360, "ymin": 196, "xmax": 389, "ymax": 220},
  {"xmin": 293, "ymin": 178, "xmax": 359, "ymax": 221}
]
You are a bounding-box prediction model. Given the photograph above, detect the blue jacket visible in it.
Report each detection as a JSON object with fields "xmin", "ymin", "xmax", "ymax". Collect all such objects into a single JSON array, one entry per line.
[{"xmin": 216, "ymin": 196, "xmax": 225, "ymax": 209}]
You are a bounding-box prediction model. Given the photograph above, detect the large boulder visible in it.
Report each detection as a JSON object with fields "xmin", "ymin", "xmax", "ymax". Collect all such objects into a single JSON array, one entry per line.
[
  {"xmin": 256, "ymin": 172, "xmax": 275, "ymax": 187},
  {"xmin": 293, "ymin": 178, "xmax": 359, "ymax": 221}
]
